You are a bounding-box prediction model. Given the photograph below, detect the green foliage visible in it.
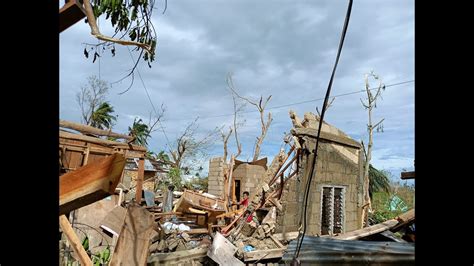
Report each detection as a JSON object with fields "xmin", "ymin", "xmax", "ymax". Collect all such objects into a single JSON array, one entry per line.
[
  {"xmin": 90, "ymin": 102, "xmax": 117, "ymax": 130},
  {"xmin": 91, "ymin": 245, "xmax": 111, "ymax": 266},
  {"xmin": 128, "ymin": 118, "xmax": 151, "ymax": 146},
  {"xmin": 81, "ymin": 236, "xmax": 111, "ymax": 266},
  {"xmin": 89, "ymin": 0, "xmax": 157, "ymax": 64},
  {"xmin": 368, "ymin": 164, "xmax": 391, "ymax": 198},
  {"xmin": 183, "ymin": 176, "xmax": 208, "ymax": 191},
  {"xmin": 156, "ymin": 150, "xmax": 171, "ymax": 163},
  {"xmin": 369, "ymin": 183, "xmax": 415, "ymax": 225},
  {"xmin": 82, "ymin": 236, "xmax": 90, "ymax": 251},
  {"xmin": 169, "ymin": 167, "xmax": 182, "ymax": 190}
]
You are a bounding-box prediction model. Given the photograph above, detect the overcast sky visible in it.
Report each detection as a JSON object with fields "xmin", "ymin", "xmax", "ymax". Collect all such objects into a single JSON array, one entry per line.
[{"xmin": 60, "ymin": 0, "xmax": 414, "ymax": 182}]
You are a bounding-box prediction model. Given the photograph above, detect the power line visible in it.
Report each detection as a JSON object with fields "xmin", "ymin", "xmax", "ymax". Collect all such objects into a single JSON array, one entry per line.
[
  {"xmin": 169, "ymin": 79, "xmax": 414, "ymax": 121},
  {"xmin": 293, "ymin": 0, "xmax": 352, "ymax": 260},
  {"xmin": 126, "ymin": 47, "xmax": 173, "ymax": 149}
]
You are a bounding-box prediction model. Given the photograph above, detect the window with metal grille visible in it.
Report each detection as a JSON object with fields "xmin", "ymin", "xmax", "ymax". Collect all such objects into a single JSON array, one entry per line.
[{"xmin": 321, "ymin": 186, "xmax": 345, "ymax": 235}]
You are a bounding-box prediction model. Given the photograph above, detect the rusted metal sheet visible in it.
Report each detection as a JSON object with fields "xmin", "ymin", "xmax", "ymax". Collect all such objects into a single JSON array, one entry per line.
[{"xmin": 283, "ymin": 236, "xmax": 414, "ymax": 265}]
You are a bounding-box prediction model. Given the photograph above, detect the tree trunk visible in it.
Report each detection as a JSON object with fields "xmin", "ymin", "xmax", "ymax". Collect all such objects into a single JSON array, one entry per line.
[{"xmin": 60, "ymin": 119, "xmax": 133, "ymax": 141}]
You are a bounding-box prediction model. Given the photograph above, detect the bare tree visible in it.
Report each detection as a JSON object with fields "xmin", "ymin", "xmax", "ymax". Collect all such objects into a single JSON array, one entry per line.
[
  {"xmin": 220, "ymin": 126, "xmax": 233, "ymax": 162},
  {"xmin": 146, "ymin": 103, "xmax": 166, "ymax": 134},
  {"xmin": 360, "ymin": 71, "xmax": 386, "ymax": 227},
  {"xmin": 76, "ymin": 75, "xmax": 110, "ymax": 125},
  {"xmin": 169, "ymin": 118, "xmax": 219, "ymax": 171},
  {"xmin": 316, "ymin": 97, "xmax": 336, "ymax": 116},
  {"xmin": 226, "ymin": 74, "xmax": 272, "ymax": 161},
  {"xmin": 221, "ymin": 73, "xmax": 247, "ymax": 160}
]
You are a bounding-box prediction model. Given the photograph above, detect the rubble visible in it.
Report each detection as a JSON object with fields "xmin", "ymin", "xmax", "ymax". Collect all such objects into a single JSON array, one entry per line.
[{"xmin": 58, "ymin": 118, "xmax": 414, "ymax": 265}]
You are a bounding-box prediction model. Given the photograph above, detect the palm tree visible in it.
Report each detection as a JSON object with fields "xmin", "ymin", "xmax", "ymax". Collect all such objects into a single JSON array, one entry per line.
[
  {"xmin": 128, "ymin": 118, "xmax": 150, "ymax": 146},
  {"xmin": 89, "ymin": 102, "xmax": 116, "ymax": 130},
  {"xmin": 368, "ymin": 164, "xmax": 391, "ymax": 199}
]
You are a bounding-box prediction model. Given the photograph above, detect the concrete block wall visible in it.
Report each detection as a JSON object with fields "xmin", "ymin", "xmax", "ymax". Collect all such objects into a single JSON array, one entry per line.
[
  {"xmin": 277, "ymin": 142, "xmax": 362, "ymax": 235},
  {"xmin": 233, "ymin": 164, "xmax": 266, "ymax": 199},
  {"xmin": 207, "ymin": 157, "xmax": 227, "ymax": 198}
]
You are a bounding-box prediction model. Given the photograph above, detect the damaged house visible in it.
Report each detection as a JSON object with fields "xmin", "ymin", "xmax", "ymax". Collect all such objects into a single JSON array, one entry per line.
[
  {"xmin": 208, "ymin": 157, "xmax": 268, "ymax": 203},
  {"xmin": 277, "ymin": 111, "xmax": 365, "ymax": 236}
]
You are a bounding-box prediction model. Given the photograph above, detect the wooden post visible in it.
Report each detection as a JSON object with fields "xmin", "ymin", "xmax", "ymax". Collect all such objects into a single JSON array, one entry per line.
[
  {"xmin": 59, "ymin": 215, "xmax": 92, "ymax": 266},
  {"xmin": 227, "ymin": 155, "xmax": 235, "ymax": 209},
  {"xmin": 83, "ymin": 143, "xmax": 91, "ymax": 165},
  {"xmin": 135, "ymin": 158, "xmax": 145, "ymax": 202}
]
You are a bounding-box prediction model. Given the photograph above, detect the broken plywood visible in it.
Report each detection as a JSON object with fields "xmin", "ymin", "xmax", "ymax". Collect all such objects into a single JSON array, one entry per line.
[
  {"xmin": 100, "ymin": 205, "xmax": 127, "ymax": 237},
  {"xmin": 109, "ymin": 204, "xmax": 155, "ymax": 266},
  {"xmin": 207, "ymin": 232, "xmax": 244, "ymax": 266}
]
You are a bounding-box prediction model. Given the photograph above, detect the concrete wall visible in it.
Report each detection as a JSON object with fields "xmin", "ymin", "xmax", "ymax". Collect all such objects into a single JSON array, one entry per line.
[
  {"xmin": 207, "ymin": 157, "xmax": 227, "ymax": 198},
  {"xmin": 277, "ymin": 141, "xmax": 362, "ymax": 235},
  {"xmin": 233, "ymin": 163, "xmax": 266, "ymax": 199}
]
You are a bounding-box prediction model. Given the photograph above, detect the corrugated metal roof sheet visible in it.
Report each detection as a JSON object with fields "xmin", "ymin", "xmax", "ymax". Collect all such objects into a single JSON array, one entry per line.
[{"xmin": 283, "ymin": 236, "xmax": 414, "ymax": 265}]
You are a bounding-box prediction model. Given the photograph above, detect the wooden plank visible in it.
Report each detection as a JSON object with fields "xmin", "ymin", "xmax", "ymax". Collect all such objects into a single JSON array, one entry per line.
[
  {"xmin": 244, "ymin": 236, "xmax": 285, "ymax": 262},
  {"xmin": 291, "ymin": 127, "xmax": 361, "ymax": 149},
  {"xmin": 244, "ymin": 248, "xmax": 285, "ymax": 262},
  {"xmin": 124, "ymin": 150, "xmax": 146, "ymax": 158},
  {"xmin": 227, "ymin": 155, "xmax": 235, "ymax": 209},
  {"xmin": 391, "ymin": 209, "xmax": 415, "ymax": 232},
  {"xmin": 267, "ymin": 197, "xmax": 283, "ymax": 211},
  {"xmin": 60, "ymin": 120, "xmax": 133, "ymax": 141},
  {"xmin": 60, "ymin": 153, "xmax": 126, "ymax": 215},
  {"xmin": 397, "ymin": 209, "xmax": 415, "ymax": 223},
  {"xmin": 332, "ymin": 219, "xmax": 399, "ymax": 240},
  {"xmin": 187, "ymin": 228, "xmax": 209, "ymax": 234},
  {"xmin": 110, "ymin": 204, "xmax": 155, "ymax": 266},
  {"xmin": 401, "ymin": 171, "xmax": 415, "ymax": 179},
  {"xmin": 379, "ymin": 230, "xmax": 407, "ymax": 243},
  {"xmin": 59, "ymin": 0, "xmax": 86, "ymax": 32},
  {"xmin": 83, "ymin": 143, "xmax": 91, "ymax": 165},
  {"xmin": 60, "ymin": 130, "xmax": 147, "ymax": 151},
  {"xmin": 135, "ymin": 158, "xmax": 145, "ymax": 202},
  {"xmin": 148, "ymin": 247, "xmax": 208, "ymax": 264},
  {"xmin": 59, "ymin": 215, "xmax": 92, "ymax": 266}
]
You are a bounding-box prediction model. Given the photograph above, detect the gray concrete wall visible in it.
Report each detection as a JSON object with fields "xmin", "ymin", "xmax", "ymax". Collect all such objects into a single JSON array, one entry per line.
[
  {"xmin": 207, "ymin": 157, "xmax": 227, "ymax": 198},
  {"xmin": 277, "ymin": 141, "xmax": 362, "ymax": 236},
  {"xmin": 233, "ymin": 163, "xmax": 266, "ymax": 199}
]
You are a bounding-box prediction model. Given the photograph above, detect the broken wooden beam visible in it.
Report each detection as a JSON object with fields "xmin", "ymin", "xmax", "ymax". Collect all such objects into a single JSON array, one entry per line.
[
  {"xmin": 332, "ymin": 219, "xmax": 399, "ymax": 240},
  {"xmin": 59, "ymin": 214, "xmax": 93, "ymax": 266},
  {"xmin": 391, "ymin": 209, "xmax": 415, "ymax": 232},
  {"xmin": 60, "ymin": 120, "xmax": 133, "ymax": 141},
  {"xmin": 401, "ymin": 171, "xmax": 415, "ymax": 180},
  {"xmin": 60, "ymin": 130, "xmax": 146, "ymax": 152},
  {"xmin": 59, "ymin": 0, "xmax": 86, "ymax": 32},
  {"xmin": 60, "ymin": 153, "xmax": 125, "ymax": 215},
  {"xmin": 135, "ymin": 157, "xmax": 145, "ymax": 202},
  {"xmin": 243, "ymin": 235, "xmax": 286, "ymax": 262}
]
